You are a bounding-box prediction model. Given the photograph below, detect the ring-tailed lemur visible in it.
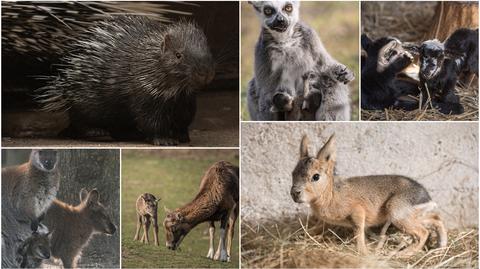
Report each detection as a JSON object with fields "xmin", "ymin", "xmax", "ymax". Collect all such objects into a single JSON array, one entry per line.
[{"xmin": 247, "ymin": 1, "xmax": 353, "ymax": 121}]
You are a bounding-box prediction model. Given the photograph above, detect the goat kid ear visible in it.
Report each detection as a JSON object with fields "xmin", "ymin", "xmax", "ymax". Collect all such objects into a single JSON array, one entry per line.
[
  {"xmin": 164, "ymin": 206, "xmax": 171, "ymax": 214},
  {"xmin": 155, "ymin": 198, "xmax": 161, "ymax": 205},
  {"xmin": 300, "ymin": 135, "xmax": 309, "ymax": 159},
  {"xmin": 86, "ymin": 189, "xmax": 100, "ymax": 205},
  {"xmin": 317, "ymin": 134, "xmax": 336, "ymax": 162},
  {"xmin": 79, "ymin": 188, "xmax": 89, "ymax": 202}
]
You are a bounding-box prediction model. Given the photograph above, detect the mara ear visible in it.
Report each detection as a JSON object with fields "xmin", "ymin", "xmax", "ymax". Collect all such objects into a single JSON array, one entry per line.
[
  {"xmin": 361, "ymin": 34, "xmax": 372, "ymax": 51},
  {"xmin": 86, "ymin": 189, "xmax": 100, "ymax": 205},
  {"xmin": 300, "ymin": 135, "xmax": 309, "ymax": 159},
  {"xmin": 161, "ymin": 34, "xmax": 172, "ymax": 53},
  {"xmin": 317, "ymin": 134, "xmax": 336, "ymax": 163},
  {"xmin": 79, "ymin": 188, "xmax": 89, "ymax": 202}
]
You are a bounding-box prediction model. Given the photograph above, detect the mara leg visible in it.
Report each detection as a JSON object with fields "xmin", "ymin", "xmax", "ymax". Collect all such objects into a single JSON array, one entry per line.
[
  {"xmin": 392, "ymin": 217, "xmax": 429, "ymax": 256},
  {"xmin": 376, "ymin": 220, "xmax": 391, "ymax": 251},
  {"xmin": 206, "ymin": 221, "xmax": 215, "ymax": 259},
  {"xmin": 421, "ymin": 213, "xmax": 447, "ymax": 248},
  {"xmin": 153, "ymin": 215, "xmax": 159, "ymax": 246},
  {"xmin": 350, "ymin": 207, "xmax": 368, "ymax": 255},
  {"xmin": 226, "ymin": 203, "xmax": 239, "ymax": 262},
  {"xmin": 214, "ymin": 215, "xmax": 229, "ymax": 262},
  {"xmin": 133, "ymin": 213, "xmax": 142, "ymax": 241}
]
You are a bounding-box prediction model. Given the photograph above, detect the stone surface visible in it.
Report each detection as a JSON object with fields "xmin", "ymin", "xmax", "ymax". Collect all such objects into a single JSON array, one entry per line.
[{"xmin": 241, "ymin": 122, "xmax": 478, "ymax": 228}]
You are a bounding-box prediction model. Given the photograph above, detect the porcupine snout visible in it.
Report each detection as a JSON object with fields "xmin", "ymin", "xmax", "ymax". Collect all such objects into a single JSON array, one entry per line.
[{"xmin": 193, "ymin": 62, "xmax": 215, "ymax": 87}]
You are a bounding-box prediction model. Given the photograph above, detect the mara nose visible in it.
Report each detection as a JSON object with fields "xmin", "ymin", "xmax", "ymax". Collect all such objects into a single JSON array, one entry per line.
[{"xmin": 290, "ymin": 188, "xmax": 301, "ymax": 200}]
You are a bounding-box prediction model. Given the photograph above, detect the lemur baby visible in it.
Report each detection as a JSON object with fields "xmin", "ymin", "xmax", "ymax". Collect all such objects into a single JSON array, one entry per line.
[
  {"xmin": 247, "ymin": 1, "xmax": 353, "ymax": 120},
  {"xmin": 300, "ymin": 65, "xmax": 353, "ymax": 121},
  {"xmin": 418, "ymin": 28, "xmax": 478, "ymax": 114}
]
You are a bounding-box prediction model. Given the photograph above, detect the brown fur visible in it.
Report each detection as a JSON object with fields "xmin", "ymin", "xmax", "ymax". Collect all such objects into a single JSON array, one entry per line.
[
  {"xmin": 163, "ymin": 161, "xmax": 239, "ymax": 262},
  {"xmin": 291, "ymin": 134, "xmax": 447, "ymax": 256},
  {"xmin": 45, "ymin": 189, "xmax": 116, "ymax": 268},
  {"xmin": 133, "ymin": 193, "xmax": 160, "ymax": 246}
]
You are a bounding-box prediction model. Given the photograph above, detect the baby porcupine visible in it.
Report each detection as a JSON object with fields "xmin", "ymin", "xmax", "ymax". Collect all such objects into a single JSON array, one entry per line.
[{"xmin": 37, "ymin": 16, "xmax": 215, "ymax": 146}]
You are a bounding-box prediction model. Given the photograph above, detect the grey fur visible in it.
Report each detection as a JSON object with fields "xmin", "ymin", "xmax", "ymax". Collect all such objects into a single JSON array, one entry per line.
[
  {"xmin": 17, "ymin": 226, "xmax": 51, "ymax": 269},
  {"xmin": 2, "ymin": 150, "xmax": 59, "ymax": 268},
  {"xmin": 247, "ymin": 1, "xmax": 352, "ymax": 120}
]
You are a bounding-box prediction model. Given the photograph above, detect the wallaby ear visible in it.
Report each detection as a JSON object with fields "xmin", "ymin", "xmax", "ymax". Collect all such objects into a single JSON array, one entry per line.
[
  {"xmin": 361, "ymin": 34, "xmax": 372, "ymax": 51},
  {"xmin": 86, "ymin": 189, "xmax": 100, "ymax": 205},
  {"xmin": 79, "ymin": 188, "xmax": 89, "ymax": 202},
  {"xmin": 316, "ymin": 134, "xmax": 336, "ymax": 162},
  {"xmin": 300, "ymin": 135, "xmax": 310, "ymax": 159}
]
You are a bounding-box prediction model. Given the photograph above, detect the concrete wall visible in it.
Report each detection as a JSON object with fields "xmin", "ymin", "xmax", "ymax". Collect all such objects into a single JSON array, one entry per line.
[{"xmin": 241, "ymin": 122, "xmax": 478, "ymax": 228}]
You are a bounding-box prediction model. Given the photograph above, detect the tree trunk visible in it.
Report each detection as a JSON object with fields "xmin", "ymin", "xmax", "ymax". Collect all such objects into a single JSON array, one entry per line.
[{"xmin": 426, "ymin": 2, "xmax": 478, "ymax": 41}]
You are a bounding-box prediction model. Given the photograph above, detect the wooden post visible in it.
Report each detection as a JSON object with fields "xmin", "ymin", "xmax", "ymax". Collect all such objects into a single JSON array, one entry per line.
[{"xmin": 426, "ymin": 2, "xmax": 478, "ymax": 41}]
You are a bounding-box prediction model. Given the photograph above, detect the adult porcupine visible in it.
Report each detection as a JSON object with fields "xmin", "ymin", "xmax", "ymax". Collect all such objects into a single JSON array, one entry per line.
[{"xmin": 37, "ymin": 16, "xmax": 215, "ymax": 146}]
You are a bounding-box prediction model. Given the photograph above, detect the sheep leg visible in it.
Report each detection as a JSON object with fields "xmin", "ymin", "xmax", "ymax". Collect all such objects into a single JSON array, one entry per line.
[
  {"xmin": 226, "ymin": 203, "xmax": 238, "ymax": 262},
  {"xmin": 214, "ymin": 215, "xmax": 229, "ymax": 262},
  {"xmin": 206, "ymin": 221, "xmax": 215, "ymax": 259},
  {"xmin": 153, "ymin": 215, "xmax": 159, "ymax": 246}
]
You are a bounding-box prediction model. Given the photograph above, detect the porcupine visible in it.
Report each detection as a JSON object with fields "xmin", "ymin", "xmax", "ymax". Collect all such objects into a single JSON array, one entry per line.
[{"xmin": 36, "ymin": 16, "xmax": 215, "ymax": 146}]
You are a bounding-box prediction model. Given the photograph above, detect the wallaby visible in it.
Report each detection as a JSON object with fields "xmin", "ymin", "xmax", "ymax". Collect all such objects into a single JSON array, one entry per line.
[
  {"xmin": 45, "ymin": 188, "xmax": 117, "ymax": 268},
  {"xmin": 2, "ymin": 149, "xmax": 59, "ymax": 268},
  {"xmin": 290, "ymin": 134, "xmax": 447, "ymax": 256},
  {"xmin": 133, "ymin": 193, "xmax": 161, "ymax": 246},
  {"xmin": 17, "ymin": 225, "xmax": 51, "ymax": 268},
  {"xmin": 163, "ymin": 161, "xmax": 239, "ymax": 262}
]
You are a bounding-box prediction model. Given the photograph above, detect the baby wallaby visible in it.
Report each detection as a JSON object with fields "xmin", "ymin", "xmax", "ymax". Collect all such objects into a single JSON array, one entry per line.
[
  {"xmin": 133, "ymin": 193, "xmax": 160, "ymax": 246},
  {"xmin": 45, "ymin": 188, "xmax": 117, "ymax": 268},
  {"xmin": 290, "ymin": 134, "xmax": 447, "ymax": 256},
  {"xmin": 17, "ymin": 225, "xmax": 51, "ymax": 268}
]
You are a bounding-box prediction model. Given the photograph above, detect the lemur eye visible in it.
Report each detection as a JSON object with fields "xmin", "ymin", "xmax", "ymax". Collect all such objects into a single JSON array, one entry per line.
[
  {"xmin": 312, "ymin": 174, "xmax": 320, "ymax": 182},
  {"xmin": 284, "ymin": 4, "xmax": 293, "ymax": 12},
  {"xmin": 264, "ymin": 7, "xmax": 273, "ymax": 16},
  {"xmin": 175, "ymin": 52, "xmax": 182, "ymax": 59}
]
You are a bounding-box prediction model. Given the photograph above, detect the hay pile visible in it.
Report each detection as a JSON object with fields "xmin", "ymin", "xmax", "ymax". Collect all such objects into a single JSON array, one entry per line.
[
  {"xmin": 242, "ymin": 217, "xmax": 478, "ymax": 268},
  {"xmin": 361, "ymin": 1, "xmax": 478, "ymax": 121}
]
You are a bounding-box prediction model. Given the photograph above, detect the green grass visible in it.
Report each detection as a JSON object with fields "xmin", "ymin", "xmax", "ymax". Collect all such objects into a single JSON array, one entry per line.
[
  {"xmin": 121, "ymin": 150, "xmax": 239, "ymax": 268},
  {"xmin": 241, "ymin": 2, "xmax": 360, "ymax": 120}
]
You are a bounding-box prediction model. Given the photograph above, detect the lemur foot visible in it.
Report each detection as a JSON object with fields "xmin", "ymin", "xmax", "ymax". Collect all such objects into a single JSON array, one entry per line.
[{"xmin": 332, "ymin": 64, "xmax": 355, "ymax": 84}]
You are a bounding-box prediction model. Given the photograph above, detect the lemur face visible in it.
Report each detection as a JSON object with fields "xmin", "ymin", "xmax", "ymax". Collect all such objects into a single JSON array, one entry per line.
[
  {"xmin": 249, "ymin": 1, "xmax": 300, "ymax": 34},
  {"xmin": 419, "ymin": 40, "xmax": 445, "ymax": 79}
]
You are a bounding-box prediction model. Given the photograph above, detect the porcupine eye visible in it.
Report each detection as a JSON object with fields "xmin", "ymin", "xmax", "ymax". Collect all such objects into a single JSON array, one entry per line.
[{"xmin": 175, "ymin": 52, "xmax": 182, "ymax": 59}]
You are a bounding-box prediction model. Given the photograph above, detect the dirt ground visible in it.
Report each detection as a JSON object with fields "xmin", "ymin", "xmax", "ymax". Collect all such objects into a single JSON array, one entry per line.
[{"xmin": 1, "ymin": 90, "xmax": 239, "ymax": 147}]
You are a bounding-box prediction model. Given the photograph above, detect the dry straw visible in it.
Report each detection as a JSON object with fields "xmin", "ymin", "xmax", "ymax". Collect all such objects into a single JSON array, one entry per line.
[{"xmin": 242, "ymin": 217, "xmax": 478, "ymax": 268}]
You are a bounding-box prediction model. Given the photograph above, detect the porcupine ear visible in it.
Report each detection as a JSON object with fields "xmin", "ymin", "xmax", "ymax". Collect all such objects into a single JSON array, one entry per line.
[{"xmin": 161, "ymin": 34, "xmax": 172, "ymax": 53}]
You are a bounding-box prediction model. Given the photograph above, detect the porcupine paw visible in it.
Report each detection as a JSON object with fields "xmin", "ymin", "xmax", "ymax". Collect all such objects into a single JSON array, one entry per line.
[{"xmin": 149, "ymin": 137, "xmax": 179, "ymax": 146}]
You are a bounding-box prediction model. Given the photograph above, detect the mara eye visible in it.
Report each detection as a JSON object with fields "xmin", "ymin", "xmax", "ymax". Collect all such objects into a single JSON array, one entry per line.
[
  {"xmin": 175, "ymin": 52, "xmax": 182, "ymax": 59},
  {"xmin": 284, "ymin": 4, "xmax": 293, "ymax": 12},
  {"xmin": 264, "ymin": 7, "xmax": 273, "ymax": 16},
  {"xmin": 312, "ymin": 173, "xmax": 320, "ymax": 182}
]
